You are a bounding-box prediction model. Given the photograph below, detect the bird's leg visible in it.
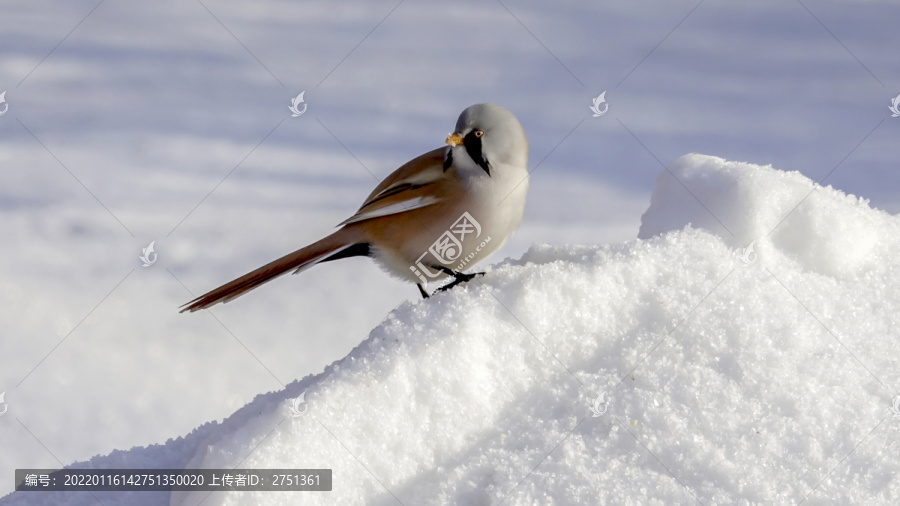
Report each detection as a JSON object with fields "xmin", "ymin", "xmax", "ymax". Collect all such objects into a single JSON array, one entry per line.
[
  {"xmin": 433, "ymin": 266, "xmax": 485, "ymax": 293},
  {"xmin": 417, "ymin": 283, "xmax": 430, "ymax": 299}
]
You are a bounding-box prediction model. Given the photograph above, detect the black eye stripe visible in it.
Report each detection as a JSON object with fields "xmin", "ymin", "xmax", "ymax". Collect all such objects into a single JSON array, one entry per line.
[
  {"xmin": 443, "ymin": 149, "xmax": 453, "ymax": 171},
  {"xmin": 463, "ymin": 130, "xmax": 491, "ymax": 176}
]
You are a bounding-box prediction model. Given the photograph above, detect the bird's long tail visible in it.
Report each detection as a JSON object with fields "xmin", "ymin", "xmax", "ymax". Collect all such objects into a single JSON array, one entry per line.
[{"xmin": 179, "ymin": 228, "xmax": 365, "ymax": 313}]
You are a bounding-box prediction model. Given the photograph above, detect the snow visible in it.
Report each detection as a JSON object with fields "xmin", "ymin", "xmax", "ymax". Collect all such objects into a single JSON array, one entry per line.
[
  {"xmin": 3, "ymin": 153, "xmax": 898, "ymax": 505},
  {"xmin": 638, "ymin": 154, "xmax": 891, "ymax": 278}
]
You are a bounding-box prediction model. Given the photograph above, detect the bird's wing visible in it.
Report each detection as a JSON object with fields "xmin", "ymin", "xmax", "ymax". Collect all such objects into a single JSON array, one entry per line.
[{"xmin": 339, "ymin": 147, "xmax": 452, "ymax": 226}]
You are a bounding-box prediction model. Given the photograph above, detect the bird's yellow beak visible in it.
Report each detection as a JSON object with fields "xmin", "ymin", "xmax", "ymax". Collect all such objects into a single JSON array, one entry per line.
[{"xmin": 445, "ymin": 133, "xmax": 463, "ymax": 147}]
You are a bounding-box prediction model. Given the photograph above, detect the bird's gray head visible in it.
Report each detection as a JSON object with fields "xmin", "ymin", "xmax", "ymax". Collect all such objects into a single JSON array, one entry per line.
[{"xmin": 444, "ymin": 103, "xmax": 528, "ymax": 176}]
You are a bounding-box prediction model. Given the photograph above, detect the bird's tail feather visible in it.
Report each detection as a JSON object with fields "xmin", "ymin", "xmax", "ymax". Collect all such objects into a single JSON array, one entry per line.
[{"xmin": 180, "ymin": 228, "xmax": 363, "ymax": 313}]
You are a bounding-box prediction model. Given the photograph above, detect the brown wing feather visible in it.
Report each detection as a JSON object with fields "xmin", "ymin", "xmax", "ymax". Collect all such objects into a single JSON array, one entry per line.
[
  {"xmin": 363, "ymin": 147, "xmax": 446, "ymax": 202},
  {"xmin": 338, "ymin": 148, "xmax": 450, "ymax": 225}
]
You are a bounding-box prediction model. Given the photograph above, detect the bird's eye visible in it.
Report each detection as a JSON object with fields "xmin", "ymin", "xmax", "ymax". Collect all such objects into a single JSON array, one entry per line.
[{"xmin": 474, "ymin": 130, "xmax": 484, "ymax": 138}]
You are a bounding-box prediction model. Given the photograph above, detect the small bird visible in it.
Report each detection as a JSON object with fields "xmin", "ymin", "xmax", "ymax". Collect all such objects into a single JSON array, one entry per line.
[{"xmin": 180, "ymin": 103, "xmax": 529, "ymax": 312}]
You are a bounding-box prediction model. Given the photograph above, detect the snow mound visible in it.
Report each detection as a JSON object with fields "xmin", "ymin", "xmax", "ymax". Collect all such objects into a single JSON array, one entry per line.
[
  {"xmin": 639, "ymin": 153, "xmax": 890, "ymax": 278},
  {"xmin": 4, "ymin": 154, "xmax": 899, "ymax": 505}
]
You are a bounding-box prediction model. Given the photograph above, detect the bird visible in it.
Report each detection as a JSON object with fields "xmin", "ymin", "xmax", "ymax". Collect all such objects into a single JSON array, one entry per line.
[{"xmin": 180, "ymin": 103, "xmax": 529, "ymax": 313}]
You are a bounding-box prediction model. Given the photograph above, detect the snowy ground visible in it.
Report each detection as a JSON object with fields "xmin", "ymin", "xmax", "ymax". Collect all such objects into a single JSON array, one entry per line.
[
  {"xmin": 1, "ymin": 0, "xmax": 899, "ymax": 503},
  {"xmin": 3, "ymin": 154, "xmax": 899, "ymax": 505}
]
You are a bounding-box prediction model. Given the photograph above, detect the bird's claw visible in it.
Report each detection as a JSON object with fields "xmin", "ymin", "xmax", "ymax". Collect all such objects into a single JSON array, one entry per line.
[
  {"xmin": 419, "ymin": 271, "xmax": 484, "ymax": 299},
  {"xmin": 437, "ymin": 271, "xmax": 484, "ymax": 292}
]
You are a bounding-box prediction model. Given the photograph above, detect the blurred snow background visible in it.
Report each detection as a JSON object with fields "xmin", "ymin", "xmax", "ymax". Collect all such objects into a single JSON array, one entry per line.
[{"xmin": 0, "ymin": 0, "xmax": 898, "ymax": 501}]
